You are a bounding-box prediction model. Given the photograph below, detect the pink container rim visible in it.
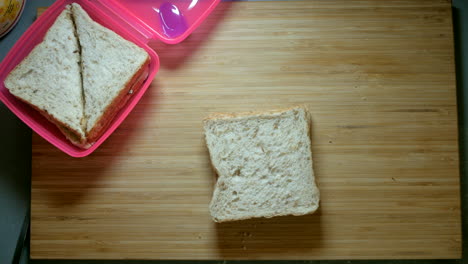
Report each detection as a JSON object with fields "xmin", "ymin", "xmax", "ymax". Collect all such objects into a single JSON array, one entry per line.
[
  {"xmin": 96, "ymin": 0, "xmax": 222, "ymax": 44},
  {"xmin": 0, "ymin": 0, "xmax": 220, "ymax": 157},
  {"xmin": 0, "ymin": 0, "xmax": 159, "ymax": 158}
]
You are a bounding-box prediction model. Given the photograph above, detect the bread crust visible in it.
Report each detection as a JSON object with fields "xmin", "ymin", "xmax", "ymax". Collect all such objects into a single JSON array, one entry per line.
[
  {"xmin": 204, "ymin": 105, "xmax": 309, "ymax": 122},
  {"xmin": 213, "ymin": 207, "xmax": 318, "ymax": 223},
  {"xmin": 12, "ymin": 95, "xmax": 87, "ymax": 146},
  {"xmin": 85, "ymin": 57, "xmax": 149, "ymax": 143}
]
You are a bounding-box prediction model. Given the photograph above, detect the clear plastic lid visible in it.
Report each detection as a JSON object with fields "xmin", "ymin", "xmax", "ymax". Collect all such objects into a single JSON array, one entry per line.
[{"xmin": 96, "ymin": 0, "xmax": 220, "ymax": 44}]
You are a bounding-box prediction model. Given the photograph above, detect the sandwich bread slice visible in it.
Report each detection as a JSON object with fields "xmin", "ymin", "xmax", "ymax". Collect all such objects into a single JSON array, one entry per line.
[
  {"xmin": 204, "ymin": 106, "xmax": 320, "ymax": 222},
  {"xmin": 4, "ymin": 6, "xmax": 86, "ymax": 145},
  {"xmin": 71, "ymin": 3, "xmax": 150, "ymax": 143},
  {"xmin": 4, "ymin": 3, "xmax": 150, "ymax": 148}
]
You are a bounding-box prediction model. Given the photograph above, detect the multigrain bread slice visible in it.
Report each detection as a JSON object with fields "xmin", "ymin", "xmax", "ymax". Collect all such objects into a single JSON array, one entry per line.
[
  {"xmin": 4, "ymin": 6, "xmax": 86, "ymax": 145},
  {"xmin": 4, "ymin": 4, "xmax": 150, "ymax": 148},
  {"xmin": 71, "ymin": 3, "xmax": 150, "ymax": 143},
  {"xmin": 204, "ymin": 106, "xmax": 320, "ymax": 223}
]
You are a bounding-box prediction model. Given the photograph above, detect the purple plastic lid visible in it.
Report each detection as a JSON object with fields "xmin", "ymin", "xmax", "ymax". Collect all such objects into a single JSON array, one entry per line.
[{"xmin": 94, "ymin": 0, "xmax": 221, "ymax": 44}]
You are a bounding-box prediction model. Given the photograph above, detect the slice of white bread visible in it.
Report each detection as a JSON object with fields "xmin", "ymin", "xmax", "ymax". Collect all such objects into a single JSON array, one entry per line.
[
  {"xmin": 204, "ymin": 106, "xmax": 320, "ymax": 222},
  {"xmin": 71, "ymin": 3, "xmax": 150, "ymax": 143},
  {"xmin": 4, "ymin": 6, "xmax": 86, "ymax": 145}
]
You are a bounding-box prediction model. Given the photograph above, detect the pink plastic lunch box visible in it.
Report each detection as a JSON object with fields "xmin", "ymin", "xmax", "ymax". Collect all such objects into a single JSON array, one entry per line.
[{"xmin": 0, "ymin": 0, "xmax": 220, "ymax": 157}]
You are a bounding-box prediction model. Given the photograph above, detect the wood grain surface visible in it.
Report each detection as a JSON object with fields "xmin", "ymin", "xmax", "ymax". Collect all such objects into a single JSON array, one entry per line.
[{"xmin": 31, "ymin": 0, "xmax": 461, "ymax": 260}]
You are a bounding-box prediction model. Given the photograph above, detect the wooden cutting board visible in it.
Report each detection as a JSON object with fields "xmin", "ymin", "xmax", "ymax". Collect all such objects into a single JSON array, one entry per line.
[{"xmin": 31, "ymin": 0, "xmax": 461, "ymax": 260}]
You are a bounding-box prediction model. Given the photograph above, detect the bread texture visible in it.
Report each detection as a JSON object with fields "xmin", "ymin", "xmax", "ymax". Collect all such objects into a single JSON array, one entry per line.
[
  {"xmin": 71, "ymin": 3, "xmax": 150, "ymax": 143},
  {"xmin": 4, "ymin": 3, "xmax": 150, "ymax": 148},
  {"xmin": 204, "ymin": 106, "xmax": 320, "ymax": 223},
  {"xmin": 4, "ymin": 6, "xmax": 86, "ymax": 145}
]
